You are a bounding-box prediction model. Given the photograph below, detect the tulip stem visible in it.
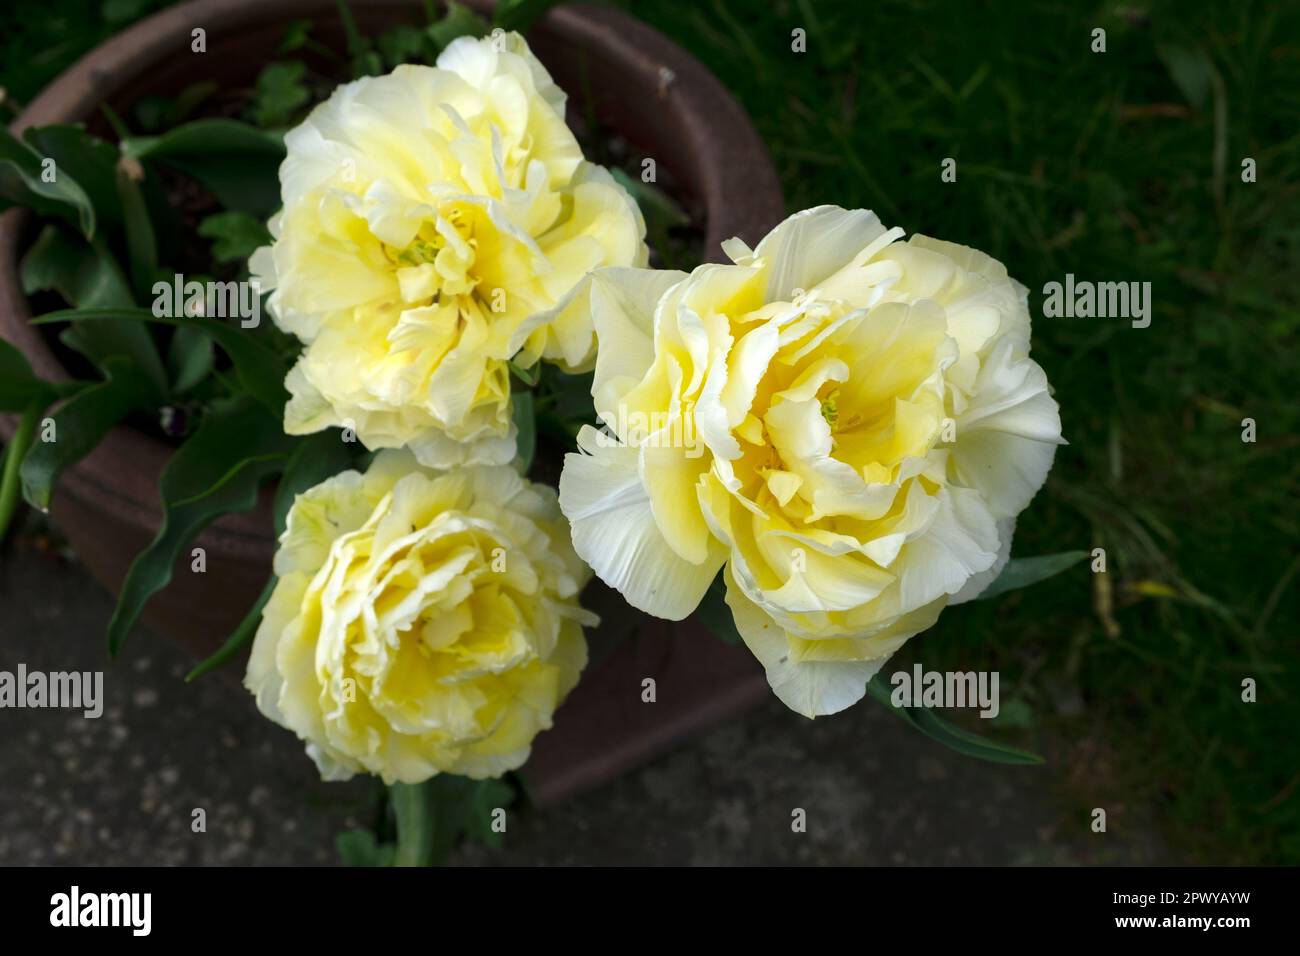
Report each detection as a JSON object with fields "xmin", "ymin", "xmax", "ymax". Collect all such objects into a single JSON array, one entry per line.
[
  {"xmin": 0, "ymin": 401, "xmax": 40, "ymax": 543},
  {"xmin": 391, "ymin": 781, "xmax": 435, "ymax": 867}
]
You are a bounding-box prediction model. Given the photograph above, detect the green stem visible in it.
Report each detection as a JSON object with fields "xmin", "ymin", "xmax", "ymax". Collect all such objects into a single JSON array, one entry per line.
[
  {"xmin": 0, "ymin": 401, "xmax": 40, "ymax": 541},
  {"xmin": 334, "ymin": 0, "xmax": 365, "ymax": 57},
  {"xmin": 390, "ymin": 781, "xmax": 434, "ymax": 867}
]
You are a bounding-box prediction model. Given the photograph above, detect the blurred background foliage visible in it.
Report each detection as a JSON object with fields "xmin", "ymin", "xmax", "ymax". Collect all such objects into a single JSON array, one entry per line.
[{"xmin": 2, "ymin": 0, "xmax": 1296, "ymax": 864}]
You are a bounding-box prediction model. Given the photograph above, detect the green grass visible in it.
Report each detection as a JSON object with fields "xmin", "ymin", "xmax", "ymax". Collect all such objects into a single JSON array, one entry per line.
[
  {"xmin": 616, "ymin": 0, "xmax": 1299, "ymax": 863},
  {"xmin": 4, "ymin": 0, "xmax": 1297, "ymax": 863}
]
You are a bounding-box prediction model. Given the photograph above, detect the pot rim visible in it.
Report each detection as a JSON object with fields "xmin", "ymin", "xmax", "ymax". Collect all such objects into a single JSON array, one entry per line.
[{"xmin": 0, "ymin": 0, "xmax": 783, "ymax": 553}]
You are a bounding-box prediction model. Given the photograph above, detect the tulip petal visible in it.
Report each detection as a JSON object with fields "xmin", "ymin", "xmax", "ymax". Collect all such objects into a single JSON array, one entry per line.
[
  {"xmin": 559, "ymin": 426, "xmax": 723, "ymax": 619},
  {"xmin": 753, "ymin": 205, "xmax": 889, "ymax": 302}
]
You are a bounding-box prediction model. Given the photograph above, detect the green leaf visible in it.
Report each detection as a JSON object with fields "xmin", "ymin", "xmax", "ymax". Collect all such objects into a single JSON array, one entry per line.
[
  {"xmin": 132, "ymin": 96, "xmax": 174, "ymax": 134},
  {"xmin": 115, "ymin": 164, "xmax": 159, "ymax": 302},
  {"xmin": 0, "ymin": 400, "xmax": 42, "ymax": 541},
  {"xmin": 107, "ymin": 397, "xmax": 292, "ymax": 656},
  {"xmin": 493, "ymin": 0, "xmax": 559, "ymax": 32},
  {"xmin": 335, "ymin": 0, "xmax": 367, "ymax": 57},
  {"xmin": 173, "ymin": 82, "xmax": 220, "ymax": 121},
  {"xmin": 280, "ymin": 19, "xmax": 313, "ymax": 53},
  {"xmin": 0, "ymin": 337, "xmax": 85, "ymax": 411},
  {"xmin": 975, "ymin": 551, "xmax": 1088, "ymax": 601},
  {"xmin": 696, "ymin": 572, "xmax": 741, "ymax": 644},
  {"xmin": 610, "ymin": 166, "xmax": 690, "ymax": 228},
  {"xmin": 132, "ymin": 87, "xmax": 220, "ymax": 134},
  {"xmin": 543, "ymin": 367, "xmax": 597, "ymax": 425},
  {"xmin": 353, "ymin": 50, "xmax": 385, "ymax": 78},
  {"xmin": 20, "ymin": 224, "xmax": 132, "ymax": 308},
  {"xmin": 270, "ymin": 430, "xmax": 358, "ymax": 533},
  {"xmin": 251, "ymin": 61, "xmax": 311, "ymax": 129},
  {"xmin": 1156, "ymin": 44, "xmax": 1213, "ymax": 111},
  {"xmin": 427, "ymin": 775, "xmax": 514, "ymax": 857},
  {"xmin": 165, "ymin": 324, "xmax": 214, "ymax": 394},
  {"xmin": 390, "ymin": 781, "xmax": 435, "ymax": 867},
  {"xmin": 122, "ymin": 119, "xmax": 286, "ymax": 216},
  {"xmin": 34, "ymin": 307, "xmax": 288, "ymax": 414},
  {"xmin": 185, "ymin": 430, "xmax": 356, "ymax": 681},
  {"xmin": 103, "ymin": 0, "xmax": 151, "ymax": 24},
  {"xmin": 991, "ymin": 696, "xmax": 1035, "ymax": 729},
  {"xmin": 376, "ymin": 24, "xmax": 428, "ymax": 68},
  {"xmin": 507, "ymin": 359, "xmax": 539, "ymax": 386},
  {"xmin": 0, "ymin": 337, "xmax": 36, "ymax": 381},
  {"xmin": 22, "ymin": 125, "xmax": 123, "ymax": 231},
  {"xmin": 183, "ymin": 575, "xmax": 274, "ymax": 681},
  {"xmin": 21, "ymin": 225, "xmax": 170, "ymax": 395},
  {"xmin": 197, "ymin": 211, "xmax": 271, "ymax": 264},
  {"xmin": 19, "ymin": 357, "xmax": 158, "ymax": 511},
  {"xmin": 0, "ymin": 369, "xmax": 82, "ymax": 412},
  {"xmin": 0, "ymin": 125, "xmax": 97, "ymax": 237},
  {"xmin": 390, "ymin": 774, "xmax": 516, "ymax": 866},
  {"xmin": 336, "ymin": 828, "xmax": 397, "ymax": 867},
  {"xmin": 866, "ymin": 676, "xmax": 1044, "ymax": 765},
  {"xmin": 427, "ymin": 2, "xmax": 490, "ymax": 52},
  {"xmin": 511, "ymin": 389, "xmax": 535, "ymax": 472},
  {"xmin": 461, "ymin": 777, "xmax": 515, "ymax": 849}
]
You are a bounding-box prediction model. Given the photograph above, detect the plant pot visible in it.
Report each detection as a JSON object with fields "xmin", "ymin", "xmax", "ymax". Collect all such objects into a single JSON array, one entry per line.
[{"xmin": 0, "ymin": 0, "xmax": 782, "ymax": 805}]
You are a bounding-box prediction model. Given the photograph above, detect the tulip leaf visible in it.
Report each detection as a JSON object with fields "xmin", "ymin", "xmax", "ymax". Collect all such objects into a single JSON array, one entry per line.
[
  {"xmin": 107, "ymin": 397, "xmax": 292, "ymax": 657},
  {"xmin": 185, "ymin": 430, "xmax": 358, "ymax": 681},
  {"xmin": 0, "ymin": 338, "xmax": 87, "ymax": 411},
  {"xmin": 0, "ymin": 125, "xmax": 97, "ymax": 237},
  {"xmin": 696, "ymin": 573, "xmax": 742, "ymax": 645},
  {"xmin": 19, "ymin": 357, "xmax": 159, "ymax": 512},
  {"xmin": 866, "ymin": 675, "xmax": 1044, "ymax": 765},
  {"xmin": 182, "ymin": 576, "xmax": 275, "ymax": 682},
  {"xmin": 511, "ymin": 389, "xmax": 535, "ymax": 472},
  {"xmin": 197, "ymin": 211, "xmax": 271, "ymax": 264},
  {"xmin": 507, "ymin": 359, "xmax": 539, "ymax": 386},
  {"xmin": 0, "ymin": 338, "xmax": 35, "ymax": 381},
  {"xmin": 976, "ymin": 550, "xmax": 1089, "ymax": 601},
  {"xmin": 115, "ymin": 164, "xmax": 160, "ymax": 302},
  {"xmin": 460, "ymin": 777, "xmax": 516, "ymax": 849},
  {"xmin": 375, "ymin": 24, "xmax": 427, "ymax": 68},
  {"xmin": 271, "ymin": 430, "xmax": 360, "ymax": 535},
  {"xmin": 336, "ymin": 828, "xmax": 397, "ymax": 867},
  {"xmin": 0, "ymin": 400, "xmax": 41, "ymax": 541},
  {"xmin": 610, "ymin": 166, "xmax": 691, "ymax": 228},
  {"xmin": 20, "ymin": 224, "xmax": 133, "ymax": 308},
  {"xmin": 21, "ymin": 226, "xmax": 170, "ymax": 395},
  {"xmin": 390, "ymin": 774, "xmax": 517, "ymax": 866},
  {"xmin": 21, "ymin": 124, "xmax": 124, "ymax": 232},
  {"xmin": 132, "ymin": 82, "xmax": 220, "ymax": 133},
  {"xmin": 34, "ymin": 307, "xmax": 288, "ymax": 414},
  {"xmin": 427, "ymin": 1, "xmax": 489, "ymax": 52},
  {"xmin": 250, "ymin": 61, "xmax": 310, "ymax": 128},
  {"xmin": 121, "ymin": 119, "xmax": 285, "ymax": 215},
  {"xmin": 166, "ymin": 324, "xmax": 214, "ymax": 394},
  {"xmin": 493, "ymin": 0, "xmax": 559, "ymax": 32},
  {"xmin": 0, "ymin": 373, "xmax": 84, "ymax": 413},
  {"xmin": 279, "ymin": 19, "xmax": 315, "ymax": 54}
]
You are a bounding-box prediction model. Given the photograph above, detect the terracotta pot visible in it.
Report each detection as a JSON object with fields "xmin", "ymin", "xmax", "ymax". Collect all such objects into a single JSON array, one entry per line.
[{"xmin": 0, "ymin": 0, "xmax": 782, "ymax": 804}]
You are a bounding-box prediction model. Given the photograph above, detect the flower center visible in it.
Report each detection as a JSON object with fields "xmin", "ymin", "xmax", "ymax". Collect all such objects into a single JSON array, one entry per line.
[
  {"xmin": 819, "ymin": 390, "xmax": 840, "ymax": 430},
  {"xmin": 384, "ymin": 205, "xmax": 481, "ymax": 305}
]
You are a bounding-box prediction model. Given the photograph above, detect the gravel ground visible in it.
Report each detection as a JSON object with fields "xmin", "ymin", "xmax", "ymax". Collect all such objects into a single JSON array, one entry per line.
[{"xmin": 0, "ymin": 538, "xmax": 1167, "ymax": 866}]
